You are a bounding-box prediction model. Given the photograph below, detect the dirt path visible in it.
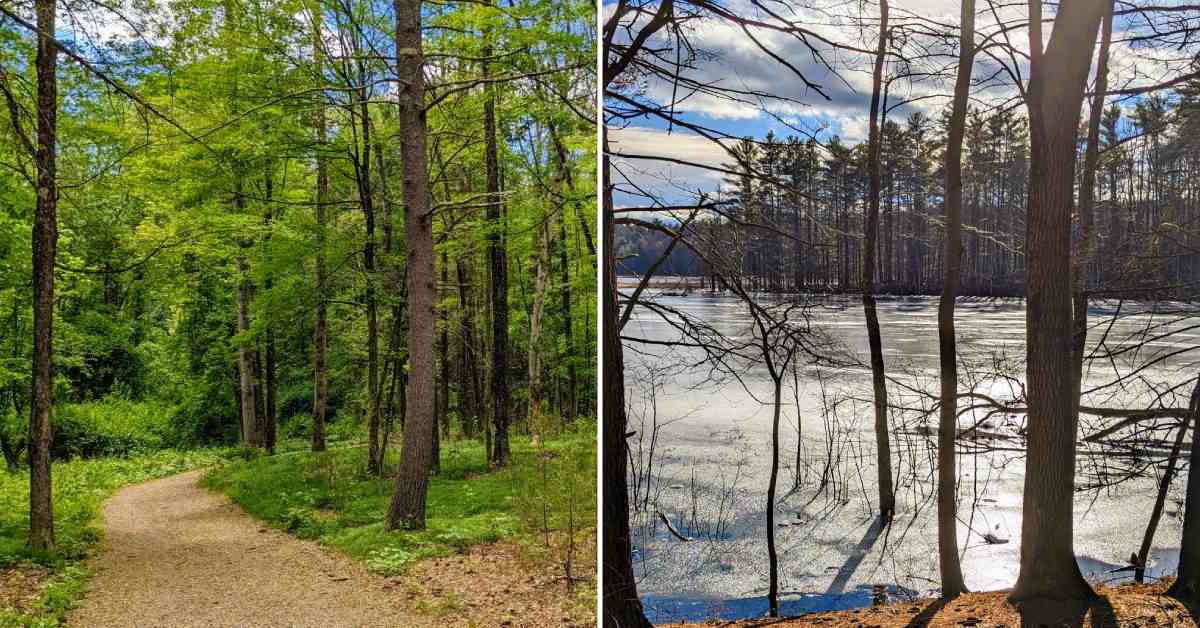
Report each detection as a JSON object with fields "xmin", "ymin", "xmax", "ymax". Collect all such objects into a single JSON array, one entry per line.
[{"xmin": 67, "ymin": 470, "xmax": 429, "ymax": 628}]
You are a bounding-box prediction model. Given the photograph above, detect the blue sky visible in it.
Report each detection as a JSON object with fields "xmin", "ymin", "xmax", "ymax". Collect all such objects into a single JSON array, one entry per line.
[{"xmin": 605, "ymin": 0, "xmax": 1199, "ymax": 209}]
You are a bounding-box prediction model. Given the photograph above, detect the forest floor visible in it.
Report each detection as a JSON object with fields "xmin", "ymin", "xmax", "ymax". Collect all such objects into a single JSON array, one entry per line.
[
  {"xmin": 658, "ymin": 580, "xmax": 1197, "ymax": 627},
  {"xmin": 66, "ymin": 469, "xmax": 421, "ymax": 627},
  {"xmin": 66, "ymin": 466, "xmax": 592, "ymax": 627}
]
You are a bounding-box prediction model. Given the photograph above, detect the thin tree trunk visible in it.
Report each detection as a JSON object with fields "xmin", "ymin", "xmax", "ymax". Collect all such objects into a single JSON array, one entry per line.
[
  {"xmin": 484, "ymin": 19, "xmax": 511, "ymax": 467},
  {"xmin": 263, "ymin": 175, "xmax": 277, "ymax": 454},
  {"xmin": 766, "ymin": 380, "xmax": 783, "ymax": 616},
  {"xmin": 936, "ymin": 0, "xmax": 974, "ymax": 598},
  {"xmin": 457, "ymin": 259, "xmax": 482, "ymax": 437},
  {"xmin": 311, "ymin": 0, "xmax": 328, "ymax": 453},
  {"xmin": 1071, "ymin": 3, "xmax": 1112, "ymax": 422},
  {"xmin": 1169, "ymin": 377, "xmax": 1200, "ymax": 603},
  {"xmin": 265, "ymin": 325, "xmax": 276, "ymax": 453},
  {"xmin": 28, "ymin": 0, "xmax": 57, "ymax": 551},
  {"xmin": 375, "ymin": 111, "xmax": 404, "ymax": 466},
  {"xmin": 386, "ymin": 0, "xmax": 435, "ymax": 530},
  {"xmin": 234, "ymin": 172, "xmax": 260, "ymax": 450},
  {"xmin": 435, "ymin": 247, "xmax": 448, "ymax": 475},
  {"xmin": 356, "ymin": 96, "xmax": 382, "ymax": 475},
  {"xmin": 528, "ymin": 210, "xmax": 552, "ymax": 426},
  {"xmin": 552, "ymin": 132, "xmax": 577, "ymax": 422},
  {"xmin": 1135, "ymin": 421, "xmax": 1186, "ymax": 583},
  {"xmin": 1010, "ymin": 0, "xmax": 1106, "ymax": 605},
  {"xmin": 862, "ymin": 0, "xmax": 895, "ymax": 523},
  {"xmin": 236, "ymin": 250, "xmax": 259, "ymax": 449}
]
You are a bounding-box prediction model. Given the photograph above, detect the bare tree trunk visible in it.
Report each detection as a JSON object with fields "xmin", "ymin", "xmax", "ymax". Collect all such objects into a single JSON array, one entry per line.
[
  {"xmin": 1168, "ymin": 377, "xmax": 1200, "ymax": 604},
  {"xmin": 236, "ymin": 250, "xmax": 260, "ymax": 449},
  {"xmin": 375, "ymin": 112, "xmax": 403, "ymax": 468},
  {"xmin": 552, "ymin": 132, "xmax": 577, "ymax": 422},
  {"xmin": 386, "ymin": 0, "xmax": 435, "ymax": 530},
  {"xmin": 1135, "ymin": 421, "xmax": 1185, "ymax": 583},
  {"xmin": 28, "ymin": 0, "xmax": 57, "ymax": 551},
  {"xmin": 311, "ymin": 1, "xmax": 328, "ymax": 453},
  {"xmin": 601, "ymin": 129, "xmax": 653, "ymax": 628},
  {"xmin": 766, "ymin": 380, "xmax": 782, "ymax": 616},
  {"xmin": 265, "ymin": 325, "xmax": 277, "ymax": 453},
  {"xmin": 435, "ymin": 248, "xmax": 448, "ymax": 475},
  {"xmin": 528, "ymin": 211, "xmax": 552, "ymax": 426},
  {"xmin": 234, "ymin": 171, "xmax": 261, "ymax": 450},
  {"xmin": 357, "ymin": 98, "xmax": 382, "ymax": 475},
  {"xmin": 457, "ymin": 259, "xmax": 482, "ymax": 437},
  {"xmin": 1010, "ymin": 0, "xmax": 1106, "ymax": 605},
  {"xmin": 1071, "ymin": 3, "xmax": 1112, "ymax": 421},
  {"xmin": 936, "ymin": 0, "xmax": 974, "ymax": 599},
  {"xmin": 263, "ymin": 175, "xmax": 277, "ymax": 454},
  {"xmin": 862, "ymin": 0, "xmax": 894, "ymax": 523},
  {"xmin": 484, "ymin": 22, "xmax": 511, "ymax": 467},
  {"xmin": 602, "ymin": 4, "xmax": 671, "ymax": 625}
]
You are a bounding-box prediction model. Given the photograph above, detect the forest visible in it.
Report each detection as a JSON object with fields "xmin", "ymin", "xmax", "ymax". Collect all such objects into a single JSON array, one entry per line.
[
  {"xmin": 616, "ymin": 97, "xmax": 1200, "ymax": 297},
  {"xmin": 0, "ymin": 0, "xmax": 597, "ymax": 625},
  {"xmin": 603, "ymin": 0, "xmax": 1200, "ymax": 627}
]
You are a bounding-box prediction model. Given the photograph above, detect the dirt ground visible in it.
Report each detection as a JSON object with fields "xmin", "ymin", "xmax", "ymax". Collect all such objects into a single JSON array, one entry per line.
[
  {"xmin": 659, "ymin": 580, "xmax": 1198, "ymax": 628},
  {"xmin": 45, "ymin": 469, "xmax": 592, "ymax": 627}
]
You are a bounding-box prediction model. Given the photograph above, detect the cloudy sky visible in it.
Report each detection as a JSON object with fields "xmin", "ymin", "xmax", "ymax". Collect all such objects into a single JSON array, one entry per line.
[{"xmin": 605, "ymin": 0, "xmax": 1199, "ymax": 207}]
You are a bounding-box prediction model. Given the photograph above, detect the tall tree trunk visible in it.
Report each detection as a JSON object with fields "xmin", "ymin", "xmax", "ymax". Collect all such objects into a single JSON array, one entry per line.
[
  {"xmin": 1071, "ymin": 3, "xmax": 1113, "ymax": 422},
  {"xmin": 311, "ymin": 2, "xmax": 328, "ymax": 453},
  {"xmin": 1010, "ymin": 0, "xmax": 1106, "ymax": 605},
  {"xmin": 936, "ymin": 0, "xmax": 974, "ymax": 598},
  {"xmin": 235, "ymin": 246, "xmax": 260, "ymax": 449},
  {"xmin": 386, "ymin": 0, "xmax": 435, "ymax": 530},
  {"xmin": 262, "ymin": 175, "xmax": 277, "ymax": 454},
  {"xmin": 484, "ymin": 21, "xmax": 511, "ymax": 467},
  {"xmin": 602, "ymin": 4, "xmax": 671, "ymax": 624},
  {"xmin": 552, "ymin": 132, "xmax": 577, "ymax": 422},
  {"xmin": 766, "ymin": 379, "xmax": 783, "ymax": 616},
  {"xmin": 357, "ymin": 97, "xmax": 382, "ymax": 475},
  {"xmin": 236, "ymin": 252, "xmax": 259, "ymax": 448},
  {"xmin": 457, "ymin": 259, "xmax": 482, "ymax": 437},
  {"xmin": 1168, "ymin": 377, "xmax": 1200, "ymax": 603},
  {"xmin": 528, "ymin": 211, "xmax": 552, "ymax": 426},
  {"xmin": 862, "ymin": 0, "xmax": 894, "ymax": 523},
  {"xmin": 265, "ymin": 325, "xmax": 276, "ymax": 453},
  {"xmin": 28, "ymin": 0, "xmax": 57, "ymax": 551},
  {"xmin": 233, "ymin": 174, "xmax": 261, "ymax": 450},
  {"xmin": 374, "ymin": 111, "xmax": 404, "ymax": 467},
  {"xmin": 602, "ymin": 129, "xmax": 653, "ymax": 628},
  {"xmin": 1136, "ymin": 420, "xmax": 1186, "ymax": 583},
  {"xmin": 435, "ymin": 248, "xmax": 448, "ymax": 475}
]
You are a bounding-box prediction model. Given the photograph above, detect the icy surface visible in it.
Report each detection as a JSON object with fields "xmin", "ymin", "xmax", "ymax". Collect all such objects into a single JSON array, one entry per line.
[{"xmin": 622, "ymin": 292, "xmax": 1199, "ymax": 624}]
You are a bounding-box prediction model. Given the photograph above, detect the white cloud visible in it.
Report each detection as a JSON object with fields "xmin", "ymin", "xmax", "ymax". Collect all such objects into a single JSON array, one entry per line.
[{"xmin": 608, "ymin": 125, "xmax": 739, "ymax": 203}]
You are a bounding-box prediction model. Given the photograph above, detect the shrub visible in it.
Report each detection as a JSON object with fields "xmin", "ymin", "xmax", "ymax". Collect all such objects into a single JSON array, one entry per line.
[{"xmin": 52, "ymin": 399, "xmax": 171, "ymax": 459}]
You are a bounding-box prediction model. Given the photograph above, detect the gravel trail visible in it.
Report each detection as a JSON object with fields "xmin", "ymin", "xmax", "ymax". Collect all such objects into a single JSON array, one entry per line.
[{"xmin": 67, "ymin": 470, "xmax": 428, "ymax": 628}]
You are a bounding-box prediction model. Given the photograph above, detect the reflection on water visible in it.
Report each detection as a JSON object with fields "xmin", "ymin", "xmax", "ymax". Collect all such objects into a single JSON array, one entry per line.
[
  {"xmin": 624, "ymin": 290, "xmax": 1199, "ymax": 622},
  {"xmin": 643, "ymin": 584, "xmax": 916, "ymax": 624}
]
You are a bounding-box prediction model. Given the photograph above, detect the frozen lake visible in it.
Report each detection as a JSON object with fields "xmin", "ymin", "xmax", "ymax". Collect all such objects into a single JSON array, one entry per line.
[{"xmin": 621, "ymin": 291, "xmax": 1200, "ymax": 623}]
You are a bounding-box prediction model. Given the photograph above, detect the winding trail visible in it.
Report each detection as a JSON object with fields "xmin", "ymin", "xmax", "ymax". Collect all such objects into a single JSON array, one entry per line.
[{"xmin": 67, "ymin": 470, "xmax": 428, "ymax": 628}]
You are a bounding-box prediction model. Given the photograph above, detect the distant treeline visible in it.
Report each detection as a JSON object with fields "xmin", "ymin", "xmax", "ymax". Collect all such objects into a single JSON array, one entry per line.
[{"xmin": 617, "ymin": 94, "xmax": 1200, "ymax": 299}]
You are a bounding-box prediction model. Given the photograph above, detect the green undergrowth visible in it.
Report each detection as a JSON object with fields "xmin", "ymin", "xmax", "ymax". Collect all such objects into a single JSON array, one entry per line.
[
  {"xmin": 202, "ymin": 421, "xmax": 597, "ymax": 577},
  {"xmin": 0, "ymin": 448, "xmax": 235, "ymax": 627}
]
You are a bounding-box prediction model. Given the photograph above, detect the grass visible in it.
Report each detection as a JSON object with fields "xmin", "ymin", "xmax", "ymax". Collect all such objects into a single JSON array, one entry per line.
[
  {"xmin": 0, "ymin": 447, "xmax": 235, "ymax": 627},
  {"xmin": 202, "ymin": 421, "xmax": 597, "ymax": 577}
]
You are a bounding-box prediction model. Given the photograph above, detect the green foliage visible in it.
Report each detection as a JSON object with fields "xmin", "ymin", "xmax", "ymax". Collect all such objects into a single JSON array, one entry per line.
[
  {"xmin": 202, "ymin": 429, "xmax": 596, "ymax": 577},
  {"xmin": 52, "ymin": 399, "xmax": 173, "ymax": 459},
  {"xmin": 510, "ymin": 420, "xmax": 597, "ymax": 545}
]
